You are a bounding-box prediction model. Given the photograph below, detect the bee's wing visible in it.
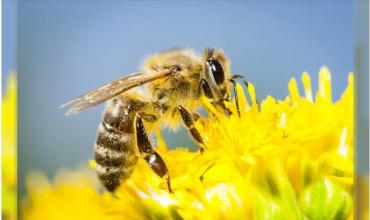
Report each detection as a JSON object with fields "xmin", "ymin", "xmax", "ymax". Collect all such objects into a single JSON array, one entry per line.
[{"xmin": 61, "ymin": 70, "xmax": 173, "ymax": 115}]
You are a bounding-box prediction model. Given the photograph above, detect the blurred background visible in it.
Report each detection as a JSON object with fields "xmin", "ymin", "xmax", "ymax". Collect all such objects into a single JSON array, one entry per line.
[{"xmin": 3, "ymin": 1, "xmax": 357, "ymax": 196}]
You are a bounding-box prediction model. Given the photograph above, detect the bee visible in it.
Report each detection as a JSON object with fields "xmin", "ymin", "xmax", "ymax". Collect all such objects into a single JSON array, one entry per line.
[{"xmin": 62, "ymin": 48, "xmax": 248, "ymax": 193}]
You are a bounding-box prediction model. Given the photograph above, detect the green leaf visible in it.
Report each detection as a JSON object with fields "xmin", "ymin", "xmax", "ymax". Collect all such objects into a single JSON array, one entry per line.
[
  {"xmin": 299, "ymin": 178, "xmax": 352, "ymax": 220},
  {"xmin": 253, "ymin": 189, "xmax": 286, "ymax": 220},
  {"xmin": 253, "ymin": 164, "xmax": 306, "ymax": 220}
]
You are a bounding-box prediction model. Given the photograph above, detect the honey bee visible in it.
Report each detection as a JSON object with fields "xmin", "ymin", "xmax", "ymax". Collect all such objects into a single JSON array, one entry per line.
[{"xmin": 62, "ymin": 48, "xmax": 248, "ymax": 193}]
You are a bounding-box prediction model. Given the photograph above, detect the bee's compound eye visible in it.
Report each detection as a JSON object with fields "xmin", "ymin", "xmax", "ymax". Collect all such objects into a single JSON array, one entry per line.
[{"xmin": 207, "ymin": 59, "xmax": 225, "ymax": 85}]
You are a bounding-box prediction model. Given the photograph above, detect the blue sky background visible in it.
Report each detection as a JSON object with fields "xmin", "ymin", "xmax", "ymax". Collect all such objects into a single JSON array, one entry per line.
[
  {"xmin": 3, "ymin": 0, "xmax": 356, "ymax": 193},
  {"xmin": 2, "ymin": 0, "xmax": 16, "ymax": 88}
]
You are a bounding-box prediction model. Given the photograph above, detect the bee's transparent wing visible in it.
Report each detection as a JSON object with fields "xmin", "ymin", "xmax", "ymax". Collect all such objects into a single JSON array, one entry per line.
[{"xmin": 61, "ymin": 70, "xmax": 173, "ymax": 115}]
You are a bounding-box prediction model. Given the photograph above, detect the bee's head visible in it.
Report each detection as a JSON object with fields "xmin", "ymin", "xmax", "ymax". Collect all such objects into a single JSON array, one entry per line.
[{"xmin": 201, "ymin": 48, "xmax": 232, "ymax": 111}]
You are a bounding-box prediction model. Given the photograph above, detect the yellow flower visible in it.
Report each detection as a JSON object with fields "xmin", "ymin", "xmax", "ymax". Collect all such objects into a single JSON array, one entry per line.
[
  {"xmin": 22, "ymin": 67, "xmax": 353, "ymax": 220},
  {"xmin": 2, "ymin": 73, "xmax": 17, "ymax": 220}
]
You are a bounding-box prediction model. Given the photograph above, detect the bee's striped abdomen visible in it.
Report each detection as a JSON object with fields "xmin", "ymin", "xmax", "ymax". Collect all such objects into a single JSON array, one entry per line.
[{"xmin": 94, "ymin": 97, "xmax": 143, "ymax": 192}]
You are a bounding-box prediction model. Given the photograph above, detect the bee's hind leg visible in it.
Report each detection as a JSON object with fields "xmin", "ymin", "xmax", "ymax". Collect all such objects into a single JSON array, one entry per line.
[
  {"xmin": 177, "ymin": 105, "xmax": 205, "ymax": 154},
  {"xmin": 192, "ymin": 113, "xmax": 200, "ymax": 122},
  {"xmin": 135, "ymin": 114, "xmax": 173, "ymax": 193}
]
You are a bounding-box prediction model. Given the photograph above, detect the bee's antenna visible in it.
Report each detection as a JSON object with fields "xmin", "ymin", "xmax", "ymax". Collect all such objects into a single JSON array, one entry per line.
[
  {"xmin": 231, "ymin": 74, "xmax": 249, "ymax": 88},
  {"xmin": 229, "ymin": 79, "xmax": 240, "ymax": 117}
]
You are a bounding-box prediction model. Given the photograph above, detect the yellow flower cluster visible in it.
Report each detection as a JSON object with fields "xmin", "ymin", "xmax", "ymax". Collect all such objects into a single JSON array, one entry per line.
[
  {"xmin": 22, "ymin": 67, "xmax": 353, "ymax": 220},
  {"xmin": 2, "ymin": 73, "xmax": 17, "ymax": 220}
]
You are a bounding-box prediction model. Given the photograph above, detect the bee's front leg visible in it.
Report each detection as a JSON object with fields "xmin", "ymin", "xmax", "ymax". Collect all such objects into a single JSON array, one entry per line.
[
  {"xmin": 177, "ymin": 105, "xmax": 205, "ymax": 154},
  {"xmin": 200, "ymin": 79, "xmax": 232, "ymax": 115},
  {"xmin": 135, "ymin": 114, "xmax": 173, "ymax": 193}
]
